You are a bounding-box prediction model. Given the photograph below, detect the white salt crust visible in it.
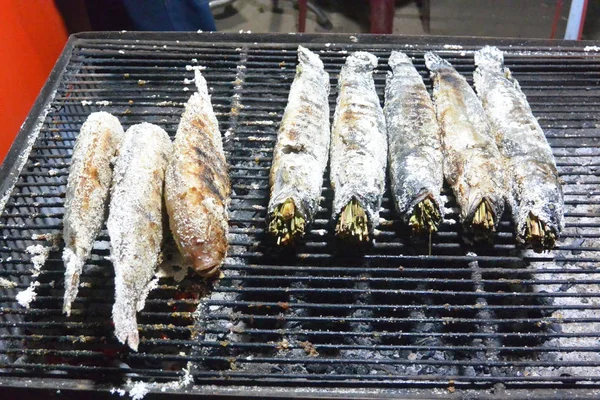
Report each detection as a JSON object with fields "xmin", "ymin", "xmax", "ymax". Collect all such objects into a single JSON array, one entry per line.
[
  {"xmin": 0, "ymin": 277, "xmax": 16, "ymax": 288},
  {"xmin": 121, "ymin": 362, "xmax": 193, "ymax": 397},
  {"xmin": 107, "ymin": 123, "xmax": 172, "ymax": 351},
  {"xmin": 16, "ymin": 281, "xmax": 40, "ymax": 308},
  {"xmin": 128, "ymin": 381, "xmax": 149, "ymax": 400},
  {"xmin": 268, "ymin": 46, "xmax": 331, "ymax": 224},
  {"xmin": 384, "ymin": 51, "xmax": 444, "ymax": 224},
  {"xmin": 62, "ymin": 112, "xmax": 124, "ymax": 316},
  {"xmin": 330, "ymin": 51, "xmax": 387, "ymax": 231},
  {"xmin": 26, "ymin": 244, "xmax": 50, "ymax": 277},
  {"xmin": 474, "ymin": 46, "xmax": 564, "ymax": 242},
  {"xmin": 424, "ymin": 52, "xmax": 506, "ymax": 229},
  {"xmin": 164, "ymin": 68, "xmax": 230, "ymax": 277}
]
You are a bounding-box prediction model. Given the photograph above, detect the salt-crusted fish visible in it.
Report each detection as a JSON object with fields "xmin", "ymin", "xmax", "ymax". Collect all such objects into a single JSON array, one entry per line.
[
  {"xmin": 108, "ymin": 123, "xmax": 171, "ymax": 351},
  {"xmin": 384, "ymin": 51, "xmax": 444, "ymax": 236},
  {"xmin": 165, "ymin": 68, "xmax": 230, "ymax": 277},
  {"xmin": 474, "ymin": 46, "xmax": 564, "ymax": 251},
  {"xmin": 424, "ymin": 52, "xmax": 506, "ymax": 241},
  {"xmin": 330, "ymin": 51, "xmax": 387, "ymax": 242},
  {"xmin": 62, "ymin": 112, "xmax": 123, "ymax": 316},
  {"xmin": 268, "ymin": 46, "xmax": 331, "ymax": 245}
]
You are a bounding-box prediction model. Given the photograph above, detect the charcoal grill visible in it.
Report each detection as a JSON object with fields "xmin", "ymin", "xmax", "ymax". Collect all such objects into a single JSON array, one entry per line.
[{"xmin": 1, "ymin": 32, "xmax": 600, "ymax": 399}]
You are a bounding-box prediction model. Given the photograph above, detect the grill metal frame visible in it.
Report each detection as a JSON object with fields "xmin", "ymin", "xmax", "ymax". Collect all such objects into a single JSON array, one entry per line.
[{"xmin": 1, "ymin": 32, "xmax": 600, "ymax": 399}]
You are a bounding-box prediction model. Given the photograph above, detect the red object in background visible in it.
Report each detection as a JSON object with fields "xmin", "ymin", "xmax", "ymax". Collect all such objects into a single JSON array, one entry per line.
[
  {"xmin": 370, "ymin": 0, "xmax": 395, "ymax": 34},
  {"xmin": 0, "ymin": 1, "xmax": 68, "ymax": 164},
  {"xmin": 578, "ymin": 0, "xmax": 589, "ymax": 40},
  {"xmin": 298, "ymin": 0, "xmax": 308, "ymax": 32},
  {"xmin": 551, "ymin": 0, "xmax": 564, "ymax": 39}
]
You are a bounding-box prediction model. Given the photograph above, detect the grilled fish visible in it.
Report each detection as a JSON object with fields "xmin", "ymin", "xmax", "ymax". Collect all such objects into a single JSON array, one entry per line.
[
  {"xmin": 268, "ymin": 46, "xmax": 331, "ymax": 245},
  {"xmin": 424, "ymin": 52, "xmax": 506, "ymax": 241},
  {"xmin": 108, "ymin": 123, "xmax": 171, "ymax": 351},
  {"xmin": 474, "ymin": 46, "xmax": 564, "ymax": 251},
  {"xmin": 385, "ymin": 51, "xmax": 444, "ymax": 236},
  {"xmin": 62, "ymin": 112, "xmax": 123, "ymax": 316},
  {"xmin": 165, "ymin": 68, "xmax": 230, "ymax": 278},
  {"xmin": 330, "ymin": 51, "xmax": 387, "ymax": 242}
]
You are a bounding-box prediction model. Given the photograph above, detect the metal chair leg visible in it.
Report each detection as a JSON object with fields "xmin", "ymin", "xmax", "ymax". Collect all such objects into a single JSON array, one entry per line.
[
  {"xmin": 564, "ymin": 0, "xmax": 589, "ymax": 40},
  {"xmin": 306, "ymin": 1, "xmax": 332, "ymax": 29},
  {"xmin": 298, "ymin": 0, "xmax": 308, "ymax": 32},
  {"xmin": 295, "ymin": 0, "xmax": 332, "ymax": 32},
  {"xmin": 370, "ymin": 0, "xmax": 394, "ymax": 34}
]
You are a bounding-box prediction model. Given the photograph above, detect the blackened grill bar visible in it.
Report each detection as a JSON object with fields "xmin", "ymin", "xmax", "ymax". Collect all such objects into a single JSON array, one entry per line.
[{"xmin": 1, "ymin": 32, "xmax": 600, "ymax": 398}]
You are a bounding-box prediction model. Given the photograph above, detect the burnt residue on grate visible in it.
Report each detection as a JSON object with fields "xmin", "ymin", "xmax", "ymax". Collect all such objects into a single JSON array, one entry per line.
[{"xmin": 1, "ymin": 33, "xmax": 600, "ymax": 396}]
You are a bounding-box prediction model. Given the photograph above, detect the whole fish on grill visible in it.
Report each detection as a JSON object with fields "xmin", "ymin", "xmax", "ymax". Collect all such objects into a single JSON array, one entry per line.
[
  {"xmin": 384, "ymin": 51, "xmax": 444, "ymax": 236},
  {"xmin": 108, "ymin": 123, "xmax": 171, "ymax": 351},
  {"xmin": 424, "ymin": 52, "xmax": 506, "ymax": 241},
  {"xmin": 165, "ymin": 67, "xmax": 230, "ymax": 277},
  {"xmin": 474, "ymin": 46, "xmax": 564, "ymax": 251},
  {"xmin": 330, "ymin": 51, "xmax": 387, "ymax": 242},
  {"xmin": 62, "ymin": 112, "xmax": 123, "ymax": 316},
  {"xmin": 267, "ymin": 46, "xmax": 331, "ymax": 245}
]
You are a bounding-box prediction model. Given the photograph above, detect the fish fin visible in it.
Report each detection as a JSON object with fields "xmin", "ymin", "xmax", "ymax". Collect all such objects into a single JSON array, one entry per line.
[
  {"xmin": 503, "ymin": 66, "xmax": 520, "ymax": 88},
  {"xmin": 388, "ymin": 51, "xmax": 413, "ymax": 69},
  {"xmin": 424, "ymin": 52, "xmax": 451, "ymax": 71},
  {"xmin": 136, "ymin": 278, "xmax": 159, "ymax": 312},
  {"xmin": 345, "ymin": 51, "xmax": 378, "ymax": 72},
  {"xmin": 474, "ymin": 46, "xmax": 504, "ymax": 70},
  {"xmin": 503, "ymin": 66, "xmax": 529, "ymax": 102},
  {"xmin": 193, "ymin": 67, "xmax": 209, "ymax": 96}
]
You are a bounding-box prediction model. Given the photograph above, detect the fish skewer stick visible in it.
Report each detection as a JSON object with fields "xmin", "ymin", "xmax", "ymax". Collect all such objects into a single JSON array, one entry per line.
[
  {"xmin": 424, "ymin": 52, "xmax": 506, "ymax": 241},
  {"xmin": 384, "ymin": 51, "xmax": 444, "ymax": 236},
  {"xmin": 268, "ymin": 46, "xmax": 331, "ymax": 245},
  {"xmin": 62, "ymin": 112, "xmax": 123, "ymax": 316},
  {"xmin": 474, "ymin": 46, "xmax": 564, "ymax": 251},
  {"xmin": 330, "ymin": 51, "xmax": 387, "ymax": 242},
  {"xmin": 108, "ymin": 123, "xmax": 171, "ymax": 351}
]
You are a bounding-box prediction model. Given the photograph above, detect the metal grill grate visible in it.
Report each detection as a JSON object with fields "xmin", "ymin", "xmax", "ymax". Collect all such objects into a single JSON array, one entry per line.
[{"xmin": 1, "ymin": 32, "xmax": 600, "ymax": 398}]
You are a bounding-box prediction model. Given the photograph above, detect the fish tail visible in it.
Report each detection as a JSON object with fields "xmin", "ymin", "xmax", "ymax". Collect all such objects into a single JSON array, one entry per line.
[
  {"xmin": 424, "ymin": 52, "xmax": 452, "ymax": 71},
  {"xmin": 62, "ymin": 248, "xmax": 84, "ymax": 316},
  {"xmin": 112, "ymin": 289, "xmax": 140, "ymax": 351},
  {"xmin": 474, "ymin": 46, "xmax": 504, "ymax": 71}
]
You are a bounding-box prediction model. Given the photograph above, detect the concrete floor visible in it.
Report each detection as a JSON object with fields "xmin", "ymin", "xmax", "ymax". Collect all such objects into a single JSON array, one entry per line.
[{"xmin": 213, "ymin": 0, "xmax": 600, "ymax": 41}]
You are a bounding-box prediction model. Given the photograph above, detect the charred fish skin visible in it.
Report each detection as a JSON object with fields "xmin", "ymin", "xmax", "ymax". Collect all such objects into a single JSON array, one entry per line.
[
  {"xmin": 108, "ymin": 123, "xmax": 171, "ymax": 352},
  {"xmin": 165, "ymin": 68, "xmax": 230, "ymax": 278},
  {"xmin": 384, "ymin": 51, "xmax": 444, "ymax": 235},
  {"xmin": 474, "ymin": 46, "xmax": 564, "ymax": 250},
  {"xmin": 330, "ymin": 51, "xmax": 387, "ymax": 242},
  {"xmin": 62, "ymin": 112, "xmax": 124, "ymax": 316},
  {"xmin": 424, "ymin": 52, "xmax": 506, "ymax": 240},
  {"xmin": 268, "ymin": 46, "xmax": 331, "ymax": 245}
]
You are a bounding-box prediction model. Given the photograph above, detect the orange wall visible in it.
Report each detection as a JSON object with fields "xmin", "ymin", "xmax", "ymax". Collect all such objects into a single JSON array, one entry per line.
[{"xmin": 0, "ymin": 1, "xmax": 68, "ymax": 164}]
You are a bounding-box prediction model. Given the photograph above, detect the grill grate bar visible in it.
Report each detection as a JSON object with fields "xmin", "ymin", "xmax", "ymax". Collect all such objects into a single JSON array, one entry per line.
[{"xmin": 7, "ymin": 338, "xmax": 600, "ymax": 354}]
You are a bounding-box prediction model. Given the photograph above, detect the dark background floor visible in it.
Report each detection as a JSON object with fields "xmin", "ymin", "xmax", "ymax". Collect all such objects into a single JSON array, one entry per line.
[{"xmin": 213, "ymin": 0, "xmax": 600, "ymax": 40}]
